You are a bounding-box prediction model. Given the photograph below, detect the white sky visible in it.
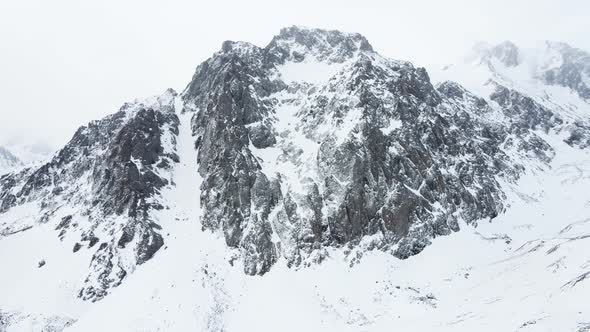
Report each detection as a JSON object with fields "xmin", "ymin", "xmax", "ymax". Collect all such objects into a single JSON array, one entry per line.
[{"xmin": 1, "ymin": 0, "xmax": 588, "ymax": 149}]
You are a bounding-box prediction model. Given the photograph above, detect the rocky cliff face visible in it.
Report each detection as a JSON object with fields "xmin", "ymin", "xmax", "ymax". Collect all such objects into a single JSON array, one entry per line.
[
  {"xmin": 0, "ymin": 89, "xmax": 179, "ymax": 301},
  {"xmin": 1, "ymin": 27, "xmax": 590, "ymax": 307},
  {"xmin": 180, "ymin": 27, "xmax": 583, "ymax": 276},
  {"xmin": 539, "ymin": 42, "xmax": 590, "ymax": 100}
]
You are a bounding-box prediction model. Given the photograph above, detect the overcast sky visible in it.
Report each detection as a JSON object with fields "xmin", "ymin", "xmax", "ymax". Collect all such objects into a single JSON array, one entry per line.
[{"xmin": 1, "ymin": 0, "xmax": 588, "ymax": 150}]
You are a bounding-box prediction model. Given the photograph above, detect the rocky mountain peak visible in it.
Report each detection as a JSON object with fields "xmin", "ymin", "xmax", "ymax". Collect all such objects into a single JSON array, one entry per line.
[
  {"xmin": 179, "ymin": 26, "xmax": 548, "ymax": 277},
  {"xmin": 266, "ymin": 26, "xmax": 373, "ymax": 64},
  {"xmin": 489, "ymin": 40, "xmax": 520, "ymax": 67},
  {"xmin": 119, "ymin": 88, "xmax": 177, "ymax": 117},
  {"xmin": 220, "ymin": 40, "xmax": 262, "ymax": 57}
]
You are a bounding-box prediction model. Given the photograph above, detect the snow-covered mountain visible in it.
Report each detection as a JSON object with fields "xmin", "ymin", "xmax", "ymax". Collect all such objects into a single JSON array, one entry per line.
[
  {"xmin": 434, "ymin": 40, "xmax": 590, "ymax": 134},
  {"xmin": 0, "ymin": 146, "xmax": 23, "ymax": 175},
  {"xmin": 1, "ymin": 28, "xmax": 589, "ymax": 331}
]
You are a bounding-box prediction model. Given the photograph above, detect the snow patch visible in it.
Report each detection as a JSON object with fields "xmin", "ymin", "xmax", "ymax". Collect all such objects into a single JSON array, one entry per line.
[{"xmin": 277, "ymin": 58, "xmax": 346, "ymax": 85}]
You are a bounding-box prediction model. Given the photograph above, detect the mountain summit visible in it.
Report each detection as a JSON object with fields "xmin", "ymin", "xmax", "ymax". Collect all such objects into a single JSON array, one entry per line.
[
  {"xmin": 1, "ymin": 28, "xmax": 589, "ymax": 331},
  {"xmin": 267, "ymin": 26, "xmax": 374, "ymax": 63}
]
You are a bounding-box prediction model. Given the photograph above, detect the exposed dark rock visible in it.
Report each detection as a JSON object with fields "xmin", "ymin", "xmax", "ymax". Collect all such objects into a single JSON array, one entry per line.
[
  {"xmin": 266, "ymin": 26, "xmax": 373, "ymax": 65},
  {"xmin": 87, "ymin": 236, "xmax": 99, "ymax": 248},
  {"xmin": 490, "ymin": 84, "xmax": 561, "ymax": 132},
  {"xmin": 249, "ymin": 124, "xmax": 277, "ymax": 148}
]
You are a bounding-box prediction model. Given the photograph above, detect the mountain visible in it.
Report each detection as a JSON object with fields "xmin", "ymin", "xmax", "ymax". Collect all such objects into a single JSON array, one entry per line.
[
  {"xmin": 1, "ymin": 28, "xmax": 589, "ymax": 331},
  {"xmin": 0, "ymin": 146, "xmax": 23, "ymax": 175}
]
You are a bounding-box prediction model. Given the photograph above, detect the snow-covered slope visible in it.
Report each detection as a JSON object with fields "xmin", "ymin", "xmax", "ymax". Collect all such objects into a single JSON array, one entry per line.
[
  {"xmin": 1, "ymin": 28, "xmax": 590, "ymax": 331},
  {"xmin": 69, "ymin": 136, "xmax": 590, "ymax": 331}
]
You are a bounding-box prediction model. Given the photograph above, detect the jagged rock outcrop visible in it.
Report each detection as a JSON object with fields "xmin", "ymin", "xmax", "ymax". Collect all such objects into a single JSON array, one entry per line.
[
  {"xmin": 181, "ymin": 27, "xmax": 562, "ymax": 274},
  {"xmin": 0, "ymin": 89, "xmax": 179, "ymax": 301},
  {"xmin": 265, "ymin": 26, "xmax": 373, "ymax": 64}
]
